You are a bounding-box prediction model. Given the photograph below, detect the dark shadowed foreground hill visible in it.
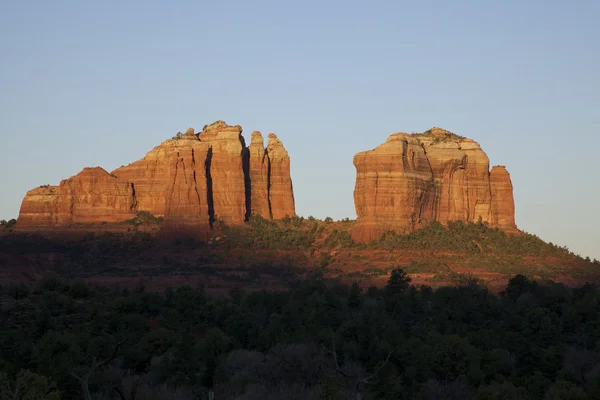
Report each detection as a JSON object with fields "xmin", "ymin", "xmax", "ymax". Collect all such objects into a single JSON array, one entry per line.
[{"xmin": 1, "ymin": 272, "xmax": 600, "ymax": 399}]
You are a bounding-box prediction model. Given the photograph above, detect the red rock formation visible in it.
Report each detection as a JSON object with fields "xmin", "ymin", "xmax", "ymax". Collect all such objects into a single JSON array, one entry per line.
[
  {"xmin": 56, "ymin": 167, "xmax": 136, "ymax": 224},
  {"xmin": 267, "ymin": 133, "xmax": 295, "ymax": 219},
  {"xmin": 162, "ymin": 130, "xmax": 212, "ymax": 237},
  {"xmin": 18, "ymin": 167, "xmax": 136, "ymax": 227},
  {"xmin": 352, "ymin": 133, "xmax": 436, "ymax": 242},
  {"xmin": 352, "ymin": 128, "xmax": 517, "ymax": 242},
  {"xmin": 248, "ymin": 131, "xmax": 271, "ymax": 218},
  {"xmin": 416, "ymin": 138, "xmax": 467, "ymax": 224},
  {"xmin": 462, "ymin": 140, "xmax": 492, "ymax": 222},
  {"xmin": 490, "ymin": 166, "xmax": 517, "ymax": 231},
  {"xmin": 419, "ymin": 129, "xmax": 492, "ymax": 224},
  {"xmin": 18, "ymin": 186, "xmax": 59, "ymax": 226},
  {"xmin": 17, "ymin": 121, "xmax": 296, "ymax": 233},
  {"xmin": 111, "ymin": 140, "xmax": 182, "ymax": 217},
  {"xmin": 203, "ymin": 124, "xmax": 247, "ymax": 224}
]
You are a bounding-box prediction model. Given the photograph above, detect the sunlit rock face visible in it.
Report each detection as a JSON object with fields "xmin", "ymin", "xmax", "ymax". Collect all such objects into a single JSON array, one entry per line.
[
  {"xmin": 352, "ymin": 127, "xmax": 517, "ymax": 242},
  {"xmin": 248, "ymin": 131, "xmax": 271, "ymax": 218},
  {"xmin": 489, "ymin": 165, "xmax": 517, "ymax": 231},
  {"xmin": 17, "ymin": 121, "xmax": 296, "ymax": 237},
  {"xmin": 352, "ymin": 133, "xmax": 436, "ymax": 243},
  {"xmin": 266, "ymin": 133, "xmax": 295, "ymax": 220},
  {"xmin": 19, "ymin": 167, "xmax": 136, "ymax": 226}
]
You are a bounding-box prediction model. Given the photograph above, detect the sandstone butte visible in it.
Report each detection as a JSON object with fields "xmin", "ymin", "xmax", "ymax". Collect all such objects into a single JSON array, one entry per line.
[
  {"xmin": 352, "ymin": 127, "xmax": 517, "ymax": 243},
  {"xmin": 17, "ymin": 121, "xmax": 296, "ymax": 238}
]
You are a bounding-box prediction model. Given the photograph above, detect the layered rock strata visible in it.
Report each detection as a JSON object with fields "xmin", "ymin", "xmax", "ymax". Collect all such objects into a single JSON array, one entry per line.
[
  {"xmin": 266, "ymin": 134, "xmax": 295, "ymax": 219},
  {"xmin": 248, "ymin": 131, "xmax": 271, "ymax": 218},
  {"xmin": 17, "ymin": 122, "xmax": 295, "ymax": 236},
  {"xmin": 18, "ymin": 167, "xmax": 136, "ymax": 226},
  {"xmin": 352, "ymin": 127, "xmax": 517, "ymax": 242},
  {"xmin": 489, "ymin": 165, "xmax": 517, "ymax": 230}
]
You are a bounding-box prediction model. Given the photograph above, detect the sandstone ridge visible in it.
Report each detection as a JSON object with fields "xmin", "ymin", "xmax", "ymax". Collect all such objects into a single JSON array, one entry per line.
[
  {"xmin": 17, "ymin": 121, "xmax": 296, "ymax": 238},
  {"xmin": 352, "ymin": 128, "xmax": 517, "ymax": 242}
]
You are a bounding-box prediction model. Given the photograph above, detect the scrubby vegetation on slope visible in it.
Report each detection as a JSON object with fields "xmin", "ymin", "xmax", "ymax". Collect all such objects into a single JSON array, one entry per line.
[{"xmin": 218, "ymin": 217, "xmax": 597, "ymax": 280}]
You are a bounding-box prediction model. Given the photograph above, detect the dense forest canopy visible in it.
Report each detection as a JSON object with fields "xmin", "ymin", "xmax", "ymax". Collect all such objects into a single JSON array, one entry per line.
[{"xmin": 1, "ymin": 273, "xmax": 600, "ymax": 399}]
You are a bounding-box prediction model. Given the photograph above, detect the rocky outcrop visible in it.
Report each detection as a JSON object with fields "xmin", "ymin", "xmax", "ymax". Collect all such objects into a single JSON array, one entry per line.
[
  {"xmin": 248, "ymin": 131, "xmax": 271, "ymax": 218},
  {"xmin": 17, "ymin": 121, "xmax": 296, "ymax": 235},
  {"xmin": 19, "ymin": 168, "xmax": 136, "ymax": 226},
  {"xmin": 267, "ymin": 133, "xmax": 295, "ymax": 219},
  {"xmin": 110, "ymin": 139, "xmax": 184, "ymax": 217},
  {"xmin": 353, "ymin": 133, "xmax": 435, "ymax": 242},
  {"xmin": 18, "ymin": 186, "xmax": 60, "ymax": 226},
  {"xmin": 163, "ymin": 133, "xmax": 212, "ymax": 237},
  {"xmin": 203, "ymin": 124, "xmax": 247, "ymax": 224},
  {"xmin": 489, "ymin": 166, "xmax": 517, "ymax": 231},
  {"xmin": 352, "ymin": 128, "xmax": 517, "ymax": 242},
  {"xmin": 56, "ymin": 167, "xmax": 137, "ymax": 224}
]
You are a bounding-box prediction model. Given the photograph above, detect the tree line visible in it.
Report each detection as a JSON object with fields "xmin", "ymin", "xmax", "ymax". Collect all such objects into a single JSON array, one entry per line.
[{"xmin": 1, "ymin": 271, "xmax": 600, "ymax": 399}]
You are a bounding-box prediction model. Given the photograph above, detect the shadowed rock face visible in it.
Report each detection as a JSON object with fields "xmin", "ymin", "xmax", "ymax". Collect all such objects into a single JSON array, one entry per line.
[
  {"xmin": 352, "ymin": 128, "xmax": 517, "ymax": 242},
  {"xmin": 17, "ymin": 121, "xmax": 296, "ymax": 236}
]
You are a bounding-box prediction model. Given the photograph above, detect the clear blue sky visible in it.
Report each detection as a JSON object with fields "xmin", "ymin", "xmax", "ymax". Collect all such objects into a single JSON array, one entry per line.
[{"xmin": 1, "ymin": 0, "xmax": 599, "ymax": 260}]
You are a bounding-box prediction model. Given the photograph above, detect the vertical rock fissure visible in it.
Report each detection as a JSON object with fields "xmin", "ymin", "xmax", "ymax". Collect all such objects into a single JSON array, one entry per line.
[
  {"xmin": 465, "ymin": 179, "xmax": 470, "ymax": 221},
  {"xmin": 169, "ymin": 154, "xmax": 180, "ymax": 215},
  {"xmin": 192, "ymin": 170, "xmax": 201, "ymax": 205},
  {"xmin": 374, "ymin": 171, "xmax": 379, "ymax": 211},
  {"xmin": 266, "ymin": 150, "xmax": 273, "ymax": 220},
  {"xmin": 242, "ymin": 146, "xmax": 251, "ymax": 222},
  {"xmin": 130, "ymin": 183, "xmax": 138, "ymax": 211},
  {"xmin": 422, "ymin": 152, "xmax": 437, "ymax": 222},
  {"xmin": 462, "ymin": 155, "xmax": 470, "ymax": 221},
  {"xmin": 191, "ymin": 149, "xmax": 201, "ymax": 206},
  {"xmin": 205, "ymin": 147, "xmax": 215, "ymax": 227},
  {"xmin": 66, "ymin": 183, "xmax": 75, "ymax": 223},
  {"xmin": 488, "ymin": 171, "xmax": 494, "ymax": 220}
]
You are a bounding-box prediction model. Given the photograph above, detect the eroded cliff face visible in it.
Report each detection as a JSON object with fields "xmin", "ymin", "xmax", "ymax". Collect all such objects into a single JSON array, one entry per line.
[
  {"xmin": 353, "ymin": 133, "xmax": 435, "ymax": 242},
  {"xmin": 18, "ymin": 186, "xmax": 60, "ymax": 226},
  {"xmin": 352, "ymin": 128, "xmax": 517, "ymax": 242},
  {"xmin": 204, "ymin": 124, "xmax": 246, "ymax": 224},
  {"xmin": 267, "ymin": 133, "xmax": 295, "ymax": 219},
  {"xmin": 489, "ymin": 165, "xmax": 517, "ymax": 231},
  {"xmin": 18, "ymin": 168, "xmax": 137, "ymax": 227},
  {"xmin": 248, "ymin": 131, "xmax": 271, "ymax": 218},
  {"xmin": 162, "ymin": 131, "xmax": 212, "ymax": 238},
  {"xmin": 17, "ymin": 121, "xmax": 296, "ymax": 235}
]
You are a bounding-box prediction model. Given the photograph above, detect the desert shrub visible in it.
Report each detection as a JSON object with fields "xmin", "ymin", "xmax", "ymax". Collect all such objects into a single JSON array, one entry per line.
[
  {"xmin": 125, "ymin": 211, "xmax": 164, "ymax": 226},
  {"xmin": 0, "ymin": 219, "xmax": 17, "ymax": 230},
  {"xmin": 371, "ymin": 221, "xmax": 571, "ymax": 260},
  {"xmin": 323, "ymin": 229, "xmax": 354, "ymax": 249},
  {"xmin": 230, "ymin": 215, "xmax": 316, "ymax": 251}
]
